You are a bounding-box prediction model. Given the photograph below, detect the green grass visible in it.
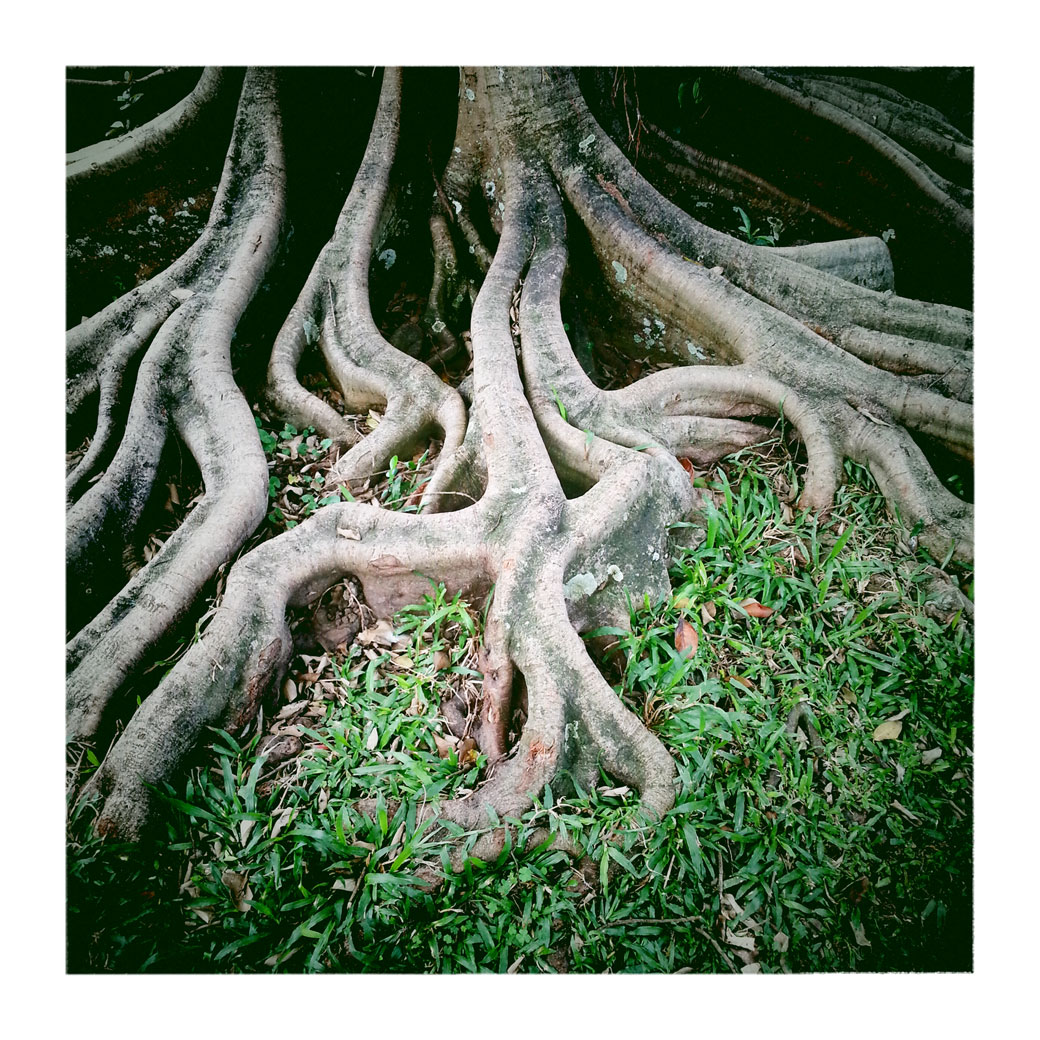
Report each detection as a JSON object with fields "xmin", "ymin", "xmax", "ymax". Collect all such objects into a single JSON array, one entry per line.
[{"xmin": 67, "ymin": 446, "xmax": 972, "ymax": 973}]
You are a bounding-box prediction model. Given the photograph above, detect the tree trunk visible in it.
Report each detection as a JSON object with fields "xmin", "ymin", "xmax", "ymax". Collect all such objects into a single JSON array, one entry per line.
[{"xmin": 66, "ymin": 66, "xmax": 972, "ymax": 845}]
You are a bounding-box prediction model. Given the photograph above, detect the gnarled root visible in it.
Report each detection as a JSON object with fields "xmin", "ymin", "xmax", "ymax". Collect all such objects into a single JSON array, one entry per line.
[
  {"xmin": 67, "ymin": 68, "xmax": 287, "ymax": 740},
  {"xmin": 264, "ymin": 68, "xmax": 466, "ymax": 493},
  {"xmin": 70, "ymin": 67, "xmax": 972, "ymax": 862}
]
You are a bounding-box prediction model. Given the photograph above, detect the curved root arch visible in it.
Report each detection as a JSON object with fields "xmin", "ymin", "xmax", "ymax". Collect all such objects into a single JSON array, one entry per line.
[{"xmin": 68, "ymin": 67, "xmax": 973, "ymax": 853}]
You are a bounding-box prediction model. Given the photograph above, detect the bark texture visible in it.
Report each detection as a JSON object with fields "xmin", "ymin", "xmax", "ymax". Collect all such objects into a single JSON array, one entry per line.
[{"xmin": 66, "ymin": 66, "xmax": 973, "ymax": 845}]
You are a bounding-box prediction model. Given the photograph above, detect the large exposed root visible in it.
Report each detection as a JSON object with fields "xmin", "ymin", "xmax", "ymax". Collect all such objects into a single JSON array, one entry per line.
[
  {"xmin": 541, "ymin": 71, "xmax": 972, "ymax": 350},
  {"xmin": 265, "ymin": 68, "xmax": 466, "ymax": 495},
  {"xmin": 734, "ymin": 69, "xmax": 972, "ymax": 210},
  {"xmin": 67, "ymin": 68, "xmax": 286, "ymax": 736},
  {"xmin": 84, "ymin": 503, "xmax": 487, "ymax": 837},
  {"xmin": 66, "ymin": 66, "xmax": 229, "ymax": 200},
  {"xmin": 69, "ymin": 66, "xmax": 973, "ymax": 863}
]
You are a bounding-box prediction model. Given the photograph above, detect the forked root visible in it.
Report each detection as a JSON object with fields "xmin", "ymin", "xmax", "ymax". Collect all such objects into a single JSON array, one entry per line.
[
  {"xmin": 69, "ymin": 66, "xmax": 972, "ymax": 857},
  {"xmin": 265, "ymin": 68, "xmax": 466, "ymax": 492},
  {"xmin": 82, "ymin": 502, "xmax": 487, "ymax": 837}
]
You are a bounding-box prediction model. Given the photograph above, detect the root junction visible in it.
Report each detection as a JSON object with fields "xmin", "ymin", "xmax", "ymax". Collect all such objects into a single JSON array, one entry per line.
[{"xmin": 66, "ymin": 67, "xmax": 973, "ymax": 858}]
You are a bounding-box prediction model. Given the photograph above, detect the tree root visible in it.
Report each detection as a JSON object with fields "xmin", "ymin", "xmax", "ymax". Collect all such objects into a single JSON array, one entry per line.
[
  {"xmin": 264, "ymin": 68, "xmax": 466, "ymax": 497},
  {"xmin": 68, "ymin": 67, "xmax": 973, "ymax": 864},
  {"xmin": 67, "ymin": 67, "xmax": 286, "ymax": 735},
  {"xmin": 66, "ymin": 66, "xmax": 229, "ymax": 198},
  {"xmin": 636, "ymin": 118, "xmax": 862, "ymax": 243}
]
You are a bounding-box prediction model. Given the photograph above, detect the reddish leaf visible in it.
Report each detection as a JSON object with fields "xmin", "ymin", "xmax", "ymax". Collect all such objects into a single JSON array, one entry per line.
[
  {"xmin": 676, "ymin": 457, "xmax": 697, "ymax": 483},
  {"xmin": 674, "ymin": 618, "xmax": 698, "ymax": 658},
  {"xmin": 740, "ymin": 598, "xmax": 774, "ymax": 618}
]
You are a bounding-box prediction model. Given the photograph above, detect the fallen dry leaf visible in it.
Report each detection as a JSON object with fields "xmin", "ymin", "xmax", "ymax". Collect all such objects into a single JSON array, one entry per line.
[
  {"xmin": 872, "ymin": 719, "xmax": 903, "ymax": 741},
  {"xmin": 921, "ymin": 747, "xmax": 943, "ymax": 766},
  {"xmin": 433, "ymin": 650, "xmax": 451, "ymax": 672},
  {"xmin": 358, "ymin": 618, "xmax": 397, "ymax": 647},
  {"xmin": 724, "ymin": 928, "xmax": 757, "ymax": 952},
  {"xmin": 700, "ymin": 601, "xmax": 717, "ymax": 625},
  {"xmin": 458, "ymin": 737, "xmax": 479, "ymax": 767},
  {"xmin": 740, "ymin": 598, "xmax": 774, "ymax": 619},
  {"xmin": 891, "ymin": 799, "xmax": 921, "ymax": 824},
  {"xmin": 270, "ymin": 807, "xmax": 296, "ymax": 840},
  {"xmin": 676, "ymin": 457, "xmax": 697, "ymax": 483},
  {"xmin": 221, "ymin": 869, "xmax": 252, "ymax": 912},
  {"xmin": 257, "ymin": 732, "xmax": 303, "ymax": 766},
  {"xmin": 674, "ymin": 618, "xmax": 698, "ymax": 658},
  {"xmin": 773, "ymin": 931, "xmax": 790, "ymax": 953},
  {"xmin": 433, "ymin": 733, "xmax": 457, "ymax": 758},
  {"xmin": 852, "ymin": 921, "xmax": 871, "ymax": 947}
]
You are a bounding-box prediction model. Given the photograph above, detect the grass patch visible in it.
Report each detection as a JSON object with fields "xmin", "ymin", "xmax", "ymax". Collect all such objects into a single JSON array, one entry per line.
[{"xmin": 67, "ymin": 445, "xmax": 972, "ymax": 972}]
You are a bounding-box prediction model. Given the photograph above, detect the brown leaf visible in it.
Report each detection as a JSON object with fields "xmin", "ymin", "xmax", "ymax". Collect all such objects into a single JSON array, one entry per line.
[
  {"xmin": 432, "ymin": 650, "xmax": 450, "ymax": 672},
  {"xmin": 740, "ymin": 598, "xmax": 774, "ymax": 618},
  {"xmin": 357, "ymin": 618, "xmax": 397, "ymax": 647},
  {"xmin": 433, "ymin": 733, "xmax": 457, "ymax": 759},
  {"xmin": 270, "ymin": 807, "xmax": 296, "ymax": 840},
  {"xmin": 891, "ymin": 799, "xmax": 921, "ymax": 824},
  {"xmin": 724, "ymin": 928, "xmax": 757, "ymax": 952},
  {"xmin": 458, "ymin": 737, "xmax": 479, "ymax": 767},
  {"xmin": 674, "ymin": 618, "xmax": 698, "ymax": 658},
  {"xmin": 700, "ymin": 601, "xmax": 717, "ymax": 624},
  {"xmin": 257, "ymin": 732, "xmax": 303, "ymax": 767},
  {"xmin": 221, "ymin": 870, "xmax": 251, "ymax": 912},
  {"xmin": 872, "ymin": 719, "xmax": 903, "ymax": 741},
  {"xmin": 676, "ymin": 457, "xmax": 697, "ymax": 483}
]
